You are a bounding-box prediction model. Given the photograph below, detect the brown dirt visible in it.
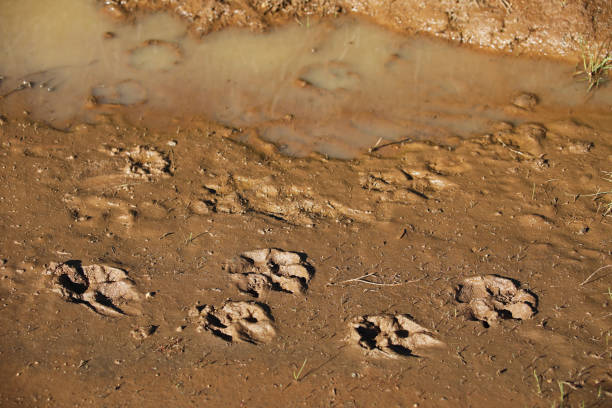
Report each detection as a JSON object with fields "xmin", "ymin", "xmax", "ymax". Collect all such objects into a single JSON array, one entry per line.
[
  {"xmin": 0, "ymin": 110, "xmax": 610, "ymax": 406},
  {"xmin": 1, "ymin": 2, "xmax": 612, "ymax": 408},
  {"xmin": 102, "ymin": 0, "xmax": 612, "ymax": 59}
]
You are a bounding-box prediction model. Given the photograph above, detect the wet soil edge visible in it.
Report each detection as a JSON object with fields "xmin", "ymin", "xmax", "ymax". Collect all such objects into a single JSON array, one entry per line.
[{"xmin": 102, "ymin": 0, "xmax": 612, "ymax": 60}]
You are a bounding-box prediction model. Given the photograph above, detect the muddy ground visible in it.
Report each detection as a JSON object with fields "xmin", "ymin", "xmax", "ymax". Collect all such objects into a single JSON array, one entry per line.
[
  {"xmin": 101, "ymin": 0, "xmax": 612, "ymax": 59},
  {"xmin": 1, "ymin": 1, "xmax": 612, "ymax": 408}
]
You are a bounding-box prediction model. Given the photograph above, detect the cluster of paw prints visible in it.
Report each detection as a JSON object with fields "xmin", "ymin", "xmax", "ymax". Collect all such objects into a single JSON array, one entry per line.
[{"xmin": 45, "ymin": 252, "xmax": 537, "ymax": 359}]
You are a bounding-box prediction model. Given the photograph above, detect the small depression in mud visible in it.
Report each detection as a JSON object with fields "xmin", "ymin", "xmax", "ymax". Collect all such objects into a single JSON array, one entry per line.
[{"xmin": 1, "ymin": 0, "xmax": 611, "ymax": 158}]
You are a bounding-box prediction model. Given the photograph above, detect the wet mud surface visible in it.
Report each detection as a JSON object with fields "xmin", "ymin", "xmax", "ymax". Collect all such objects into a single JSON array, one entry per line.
[
  {"xmin": 0, "ymin": 113, "xmax": 610, "ymax": 407},
  {"xmin": 1, "ymin": 1, "xmax": 612, "ymax": 407},
  {"xmin": 101, "ymin": 0, "xmax": 612, "ymax": 59}
]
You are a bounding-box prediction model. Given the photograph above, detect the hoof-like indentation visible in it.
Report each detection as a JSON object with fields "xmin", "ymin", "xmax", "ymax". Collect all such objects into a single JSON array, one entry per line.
[{"xmin": 455, "ymin": 275, "xmax": 537, "ymax": 327}]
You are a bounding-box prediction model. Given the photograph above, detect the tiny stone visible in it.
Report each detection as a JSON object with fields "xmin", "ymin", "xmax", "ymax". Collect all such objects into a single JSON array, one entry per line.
[{"xmin": 167, "ymin": 140, "xmax": 177, "ymax": 146}]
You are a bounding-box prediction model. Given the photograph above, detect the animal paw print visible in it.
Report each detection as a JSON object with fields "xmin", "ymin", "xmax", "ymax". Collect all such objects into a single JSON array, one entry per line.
[
  {"xmin": 190, "ymin": 301, "xmax": 276, "ymax": 344},
  {"xmin": 349, "ymin": 314, "xmax": 444, "ymax": 358},
  {"xmin": 455, "ymin": 275, "xmax": 537, "ymax": 327},
  {"xmin": 45, "ymin": 261, "xmax": 141, "ymax": 317},
  {"xmin": 224, "ymin": 248, "xmax": 313, "ymax": 297}
]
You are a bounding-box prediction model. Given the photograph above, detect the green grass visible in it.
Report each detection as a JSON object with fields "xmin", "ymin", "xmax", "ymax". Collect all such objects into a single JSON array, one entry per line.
[
  {"xmin": 292, "ymin": 358, "xmax": 308, "ymax": 381},
  {"xmin": 574, "ymin": 37, "xmax": 612, "ymax": 92},
  {"xmin": 557, "ymin": 381, "xmax": 566, "ymax": 407},
  {"xmin": 533, "ymin": 369, "xmax": 542, "ymax": 396}
]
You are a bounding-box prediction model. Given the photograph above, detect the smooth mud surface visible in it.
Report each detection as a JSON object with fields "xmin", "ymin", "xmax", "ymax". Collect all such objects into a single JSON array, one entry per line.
[{"xmin": 0, "ymin": 1, "xmax": 611, "ymax": 407}]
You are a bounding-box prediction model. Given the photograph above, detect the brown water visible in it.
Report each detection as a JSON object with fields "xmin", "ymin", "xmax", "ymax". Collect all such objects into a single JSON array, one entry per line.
[{"xmin": 1, "ymin": 0, "xmax": 611, "ymax": 157}]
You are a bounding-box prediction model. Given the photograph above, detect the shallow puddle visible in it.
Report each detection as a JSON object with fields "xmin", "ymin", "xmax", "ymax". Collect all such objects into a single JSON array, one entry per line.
[{"xmin": 1, "ymin": 0, "xmax": 611, "ymax": 157}]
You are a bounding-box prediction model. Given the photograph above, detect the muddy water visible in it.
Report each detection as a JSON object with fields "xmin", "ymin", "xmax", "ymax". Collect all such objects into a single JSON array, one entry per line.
[{"xmin": 1, "ymin": 0, "xmax": 611, "ymax": 157}]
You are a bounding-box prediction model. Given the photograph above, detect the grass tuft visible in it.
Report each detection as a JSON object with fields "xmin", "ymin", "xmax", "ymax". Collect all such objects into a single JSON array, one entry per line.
[
  {"xmin": 533, "ymin": 369, "xmax": 542, "ymax": 396},
  {"xmin": 574, "ymin": 37, "xmax": 612, "ymax": 92}
]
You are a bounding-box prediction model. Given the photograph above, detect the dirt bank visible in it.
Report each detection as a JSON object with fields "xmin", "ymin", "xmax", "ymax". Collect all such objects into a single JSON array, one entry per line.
[{"xmin": 103, "ymin": 0, "xmax": 612, "ymax": 59}]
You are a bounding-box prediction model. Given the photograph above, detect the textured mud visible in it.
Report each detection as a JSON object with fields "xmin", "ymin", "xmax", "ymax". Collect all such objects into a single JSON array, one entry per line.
[
  {"xmin": 191, "ymin": 301, "xmax": 277, "ymax": 344},
  {"xmin": 225, "ymin": 248, "xmax": 313, "ymax": 297},
  {"xmin": 0, "ymin": 2, "xmax": 611, "ymax": 408},
  {"xmin": 101, "ymin": 0, "xmax": 612, "ymax": 59},
  {"xmin": 455, "ymin": 275, "xmax": 538, "ymax": 327},
  {"xmin": 349, "ymin": 314, "xmax": 444, "ymax": 358},
  {"xmin": 46, "ymin": 261, "xmax": 142, "ymax": 316},
  {"xmin": 0, "ymin": 114, "xmax": 610, "ymax": 407}
]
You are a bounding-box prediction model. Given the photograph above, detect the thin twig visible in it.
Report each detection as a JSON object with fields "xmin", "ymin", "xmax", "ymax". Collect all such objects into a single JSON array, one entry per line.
[
  {"xmin": 334, "ymin": 273, "xmax": 422, "ymax": 286},
  {"xmin": 369, "ymin": 137, "xmax": 413, "ymax": 153},
  {"xmin": 498, "ymin": 140, "xmax": 531, "ymax": 158},
  {"xmin": 338, "ymin": 272, "xmax": 376, "ymax": 284},
  {"xmin": 580, "ymin": 265, "xmax": 612, "ymax": 286}
]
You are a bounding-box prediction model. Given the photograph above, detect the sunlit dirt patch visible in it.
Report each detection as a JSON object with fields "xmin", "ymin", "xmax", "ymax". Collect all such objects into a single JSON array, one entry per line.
[{"xmin": 123, "ymin": 146, "xmax": 172, "ymax": 178}]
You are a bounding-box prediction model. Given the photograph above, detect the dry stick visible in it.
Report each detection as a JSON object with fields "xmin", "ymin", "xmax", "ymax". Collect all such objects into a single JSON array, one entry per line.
[
  {"xmin": 580, "ymin": 264, "xmax": 612, "ymax": 286},
  {"xmin": 369, "ymin": 137, "xmax": 413, "ymax": 153},
  {"xmin": 498, "ymin": 140, "xmax": 531, "ymax": 158},
  {"xmin": 336, "ymin": 273, "xmax": 422, "ymax": 286}
]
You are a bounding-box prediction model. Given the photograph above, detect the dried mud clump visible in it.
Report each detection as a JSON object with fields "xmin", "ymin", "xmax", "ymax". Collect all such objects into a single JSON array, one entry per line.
[
  {"xmin": 190, "ymin": 301, "xmax": 276, "ymax": 344},
  {"xmin": 45, "ymin": 261, "xmax": 142, "ymax": 317},
  {"xmin": 224, "ymin": 248, "xmax": 313, "ymax": 297},
  {"xmin": 349, "ymin": 314, "xmax": 444, "ymax": 358},
  {"xmin": 124, "ymin": 146, "xmax": 172, "ymax": 178},
  {"xmin": 455, "ymin": 275, "xmax": 537, "ymax": 327}
]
